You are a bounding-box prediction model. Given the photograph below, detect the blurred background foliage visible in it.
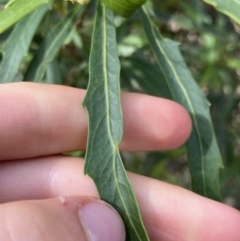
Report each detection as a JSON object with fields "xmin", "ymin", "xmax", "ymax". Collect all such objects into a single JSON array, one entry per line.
[{"xmin": 0, "ymin": 0, "xmax": 240, "ymax": 208}]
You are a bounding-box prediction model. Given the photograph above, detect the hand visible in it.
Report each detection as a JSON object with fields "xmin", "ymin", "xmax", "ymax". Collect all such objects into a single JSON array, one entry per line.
[{"xmin": 0, "ymin": 83, "xmax": 239, "ymax": 241}]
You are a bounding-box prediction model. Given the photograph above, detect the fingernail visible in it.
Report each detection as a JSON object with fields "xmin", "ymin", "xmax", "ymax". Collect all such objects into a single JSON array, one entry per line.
[{"xmin": 79, "ymin": 201, "xmax": 125, "ymax": 241}]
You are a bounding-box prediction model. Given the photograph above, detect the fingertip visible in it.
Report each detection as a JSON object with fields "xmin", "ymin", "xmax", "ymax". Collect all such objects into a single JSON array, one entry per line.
[
  {"xmin": 121, "ymin": 93, "xmax": 192, "ymax": 151},
  {"xmin": 161, "ymin": 100, "xmax": 192, "ymax": 149}
]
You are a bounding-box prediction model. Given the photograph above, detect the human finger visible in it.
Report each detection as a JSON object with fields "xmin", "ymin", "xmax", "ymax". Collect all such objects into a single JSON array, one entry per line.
[
  {"xmin": 0, "ymin": 82, "xmax": 191, "ymax": 160},
  {"xmin": 0, "ymin": 196, "xmax": 125, "ymax": 241},
  {"xmin": 0, "ymin": 156, "xmax": 239, "ymax": 241}
]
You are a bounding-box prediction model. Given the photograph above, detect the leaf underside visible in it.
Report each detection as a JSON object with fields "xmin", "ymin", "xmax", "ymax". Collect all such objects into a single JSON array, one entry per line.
[
  {"xmin": 83, "ymin": 2, "xmax": 149, "ymax": 241},
  {"xmin": 139, "ymin": 5, "xmax": 223, "ymax": 201}
]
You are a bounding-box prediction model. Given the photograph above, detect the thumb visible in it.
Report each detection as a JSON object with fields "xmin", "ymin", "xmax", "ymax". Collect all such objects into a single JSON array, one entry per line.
[{"xmin": 0, "ymin": 196, "xmax": 126, "ymax": 241}]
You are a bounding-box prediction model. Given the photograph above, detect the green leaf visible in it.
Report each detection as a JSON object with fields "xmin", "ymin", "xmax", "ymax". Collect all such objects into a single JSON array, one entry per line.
[
  {"xmin": 5, "ymin": 0, "xmax": 18, "ymax": 8},
  {"xmin": 203, "ymin": 0, "xmax": 240, "ymax": 25},
  {"xmin": 101, "ymin": 0, "xmax": 147, "ymax": 18},
  {"xmin": 0, "ymin": 4, "xmax": 51, "ymax": 83},
  {"xmin": 46, "ymin": 59, "xmax": 62, "ymax": 84},
  {"xmin": 0, "ymin": 0, "xmax": 52, "ymax": 33},
  {"xmin": 121, "ymin": 58, "xmax": 172, "ymax": 99},
  {"xmin": 24, "ymin": 6, "xmax": 85, "ymax": 82},
  {"xmin": 83, "ymin": 2, "xmax": 149, "ymax": 241},
  {"xmin": 139, "ymin": 6, "xmax": 223, "ymax": 201}
]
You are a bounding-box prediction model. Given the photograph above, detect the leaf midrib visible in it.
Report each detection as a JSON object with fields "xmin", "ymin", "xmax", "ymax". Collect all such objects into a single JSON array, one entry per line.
[
  {"xmin": 102, "ymin": 7, "xmax": 141, "ymax": 240},
  {"xmin": 144, "ymin": 7, "xmax": 206, "ymax": 194}
]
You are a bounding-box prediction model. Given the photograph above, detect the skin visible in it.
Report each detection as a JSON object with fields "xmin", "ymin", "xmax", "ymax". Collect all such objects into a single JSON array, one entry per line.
[{"xmin": 0, "ymin": 82, "xmax": 239, "ymax": 241}]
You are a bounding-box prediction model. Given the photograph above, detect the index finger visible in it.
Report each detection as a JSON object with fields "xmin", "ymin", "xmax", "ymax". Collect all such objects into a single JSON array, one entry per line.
[{"xmin": 0, "ymin": 82, "xmax": 191, "ymax": 160}]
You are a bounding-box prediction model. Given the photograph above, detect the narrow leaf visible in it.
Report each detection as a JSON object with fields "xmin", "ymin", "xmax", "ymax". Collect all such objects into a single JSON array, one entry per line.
[
  {"xmin": 83, "ymin": 2, "xmax": 149, "ymax": 241},
  {"xmin": 0, "ymin": 0, "xmax": 51, "ymax": 33},
  {"xmin": 0, "ymin": 4, "xmax": 51, "ymax": 83},
  {"xmin": 203, "ymin": 0, "xmax": 240, "ymax": 25},
  {"xmin": 139, "ymin": 6, "xmax": 223, "ymax": 201},
  {"xmin": 101, "ymin": 0, "xmax": 147, "ymax": 18},
  {"xmin": 46, "ymin": 59, "xmax": 62, "ymax": 84},
  {"xmin": 24, "ymin": 6, "xmax": 84, "ymax": 82}
]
